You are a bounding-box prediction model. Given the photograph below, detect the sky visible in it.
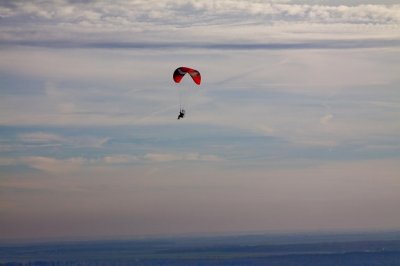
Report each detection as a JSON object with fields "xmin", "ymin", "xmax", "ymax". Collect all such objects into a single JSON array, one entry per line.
[{"xmin": 0, "ymin": 0, "xmax": 400, "ymax": 242}]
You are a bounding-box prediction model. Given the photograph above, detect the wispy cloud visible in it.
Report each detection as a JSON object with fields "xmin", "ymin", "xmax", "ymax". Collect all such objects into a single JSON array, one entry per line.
[
  {"xmin": 19, "ymin": 156, "xmax": 86, "ymax": 174},
  {"xmin": 18, "ymin": 132, "xmax": 66, "ymax": 143},
  {"xmin": 144, "ymin": 152, "xmax": 224, "ymax": 162},
  {"xmin": 320, "ymin": 114, "xmax": 334, "ymax": 126},
  {"xmin": 17, "ymin": 131, "xmax": 109, "ymax": 148},
  {"xmin": 102, "ymin": 154, "xmax": 138, "ymax": 164},
  {"xmin": 0, "ymin": 152, "xmax": 224, "ymax": 173}
]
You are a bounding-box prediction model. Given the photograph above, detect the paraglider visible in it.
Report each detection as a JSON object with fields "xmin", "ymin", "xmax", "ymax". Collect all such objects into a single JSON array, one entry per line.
[
  {"xmin": 177, "ymin": 109, "xmax": 185, "ymax": 120},
  {"xmin": 173, "ymin": 67, "xmax": 201, "ymax": 120}
]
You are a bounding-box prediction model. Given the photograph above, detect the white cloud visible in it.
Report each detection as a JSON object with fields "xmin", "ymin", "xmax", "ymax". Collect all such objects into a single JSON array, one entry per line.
[
  {"xmin": 102, "ymin": 155, "xmax": 138, "ymax": 164},
  {"xmin": 144, "ymin": 152, "xmax": 224, "ymax": 162},
  {"xmin": 1, "ymin": 1, "xmax": 399, "ymax": 44},
  {"xmin": 256, "ymin": 124, "xmax": 276, "ymax": 136},
  {"xmin": 143, "ymin": 153, "xmax": 181, "ymax": 162},
  {"xmin": 320, "ymin": 114, "xmax": 334, "ymax": 125}
]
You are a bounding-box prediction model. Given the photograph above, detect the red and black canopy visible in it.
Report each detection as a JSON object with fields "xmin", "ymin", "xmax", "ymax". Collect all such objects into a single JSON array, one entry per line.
[{"xmin": 173, "ymin": 67, "xmax": 201, "ymax": 85}]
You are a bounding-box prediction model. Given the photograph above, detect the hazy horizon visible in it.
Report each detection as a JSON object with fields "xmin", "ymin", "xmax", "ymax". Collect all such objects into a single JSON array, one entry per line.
[{"xmin": 1, "ymin": 0, "xmax": 399, "ymax": 242}]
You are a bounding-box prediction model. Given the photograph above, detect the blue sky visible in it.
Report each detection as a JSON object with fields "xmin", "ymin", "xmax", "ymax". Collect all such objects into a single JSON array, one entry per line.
[{"xmin": 0, "ymin": 0, "xmax": 400, "ymax": 241}]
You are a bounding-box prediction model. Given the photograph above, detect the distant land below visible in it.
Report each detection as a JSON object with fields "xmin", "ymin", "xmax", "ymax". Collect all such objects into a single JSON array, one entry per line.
[{"xmin": 1, "ymin": 230, "xmax": 400, "ymax": 265}]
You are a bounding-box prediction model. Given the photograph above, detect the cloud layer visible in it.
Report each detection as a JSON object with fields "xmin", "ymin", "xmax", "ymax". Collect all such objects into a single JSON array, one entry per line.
[{"xmin": 1, "ymin": 0, "xmax": 399, "ymax": 45}]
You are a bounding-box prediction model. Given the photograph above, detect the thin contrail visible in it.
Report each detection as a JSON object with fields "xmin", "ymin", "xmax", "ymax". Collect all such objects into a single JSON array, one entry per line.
[{"xmin": 210, "ymin": 59, "xmax": 289, "ymax": 87}]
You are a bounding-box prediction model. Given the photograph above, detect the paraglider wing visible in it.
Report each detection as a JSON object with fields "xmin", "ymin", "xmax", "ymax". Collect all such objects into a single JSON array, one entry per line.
[{"xmin": 173, "ymin": 67, "xmax": 201, "ymax": 85}]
